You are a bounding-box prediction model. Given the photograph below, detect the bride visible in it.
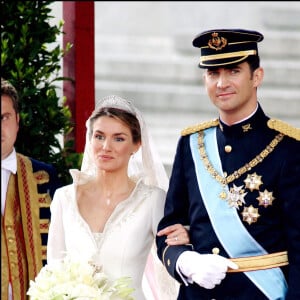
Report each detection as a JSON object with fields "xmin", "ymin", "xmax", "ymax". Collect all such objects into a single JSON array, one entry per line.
[{"xmin": 47, "ymin": 95, "xmax": 189, "ymax": 299}]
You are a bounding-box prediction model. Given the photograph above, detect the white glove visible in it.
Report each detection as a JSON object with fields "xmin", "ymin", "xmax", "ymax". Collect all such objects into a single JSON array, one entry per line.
[{"xmin": 177, "ymin": 251, "xmax": 238, "ymax": 289}]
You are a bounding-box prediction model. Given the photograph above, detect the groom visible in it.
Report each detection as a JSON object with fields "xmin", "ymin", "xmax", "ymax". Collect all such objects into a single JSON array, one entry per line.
[{"xmin": 156, "ymin": 28, "xmax": 300, "ymax": 299}]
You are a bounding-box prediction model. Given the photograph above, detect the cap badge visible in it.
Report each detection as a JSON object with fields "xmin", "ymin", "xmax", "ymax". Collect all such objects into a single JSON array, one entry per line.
[{"xmin": 208, "ymin": 32, "xmax": 227, "ymax": 51}]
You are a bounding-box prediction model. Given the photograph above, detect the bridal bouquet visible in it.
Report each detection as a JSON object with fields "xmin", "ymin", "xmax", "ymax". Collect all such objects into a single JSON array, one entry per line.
[{"xmin": 27, "ymin": 256, "xmax": 134, "ymax": 300}]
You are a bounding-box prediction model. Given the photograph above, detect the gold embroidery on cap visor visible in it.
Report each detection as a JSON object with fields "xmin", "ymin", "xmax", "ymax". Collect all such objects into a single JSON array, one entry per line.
[{"xmin": 200, "ymin": 50, "xmax": 257, "ymax": 66}]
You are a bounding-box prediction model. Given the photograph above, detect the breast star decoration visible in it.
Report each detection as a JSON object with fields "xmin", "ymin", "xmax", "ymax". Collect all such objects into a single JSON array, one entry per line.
[
  {"xmin": 226, "ymin": 173, "xmax": 275, "ymax": 225},
  {"xmin": 242, "ymin": 205, "xmax": 261, "ymax": 225},
  {"xmin": 225, "ymin": 184, "xmax": 248, "ymax": 209},
  {"xmin": 257, "ymin": 189, "xmax": 275, "ymax": 208},
  {"xmin": 244, "ymin": 172, "xmax": 262, "ymax": 191}
]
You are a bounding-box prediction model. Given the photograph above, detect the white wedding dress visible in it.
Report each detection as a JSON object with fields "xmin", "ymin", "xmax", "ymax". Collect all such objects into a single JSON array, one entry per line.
[{"xmin": 47, "ymin": 172, "xmax": 178, "ymax": 300}]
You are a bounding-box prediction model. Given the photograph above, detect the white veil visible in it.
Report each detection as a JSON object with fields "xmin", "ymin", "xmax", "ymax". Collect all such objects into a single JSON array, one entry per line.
[
  {"xmin": 79, "ymin": 95, "xmax": 178, "ymax": 299},
  {"xmin": 80, "ymin": 95, "xmax": 169, "ymax": 191}
]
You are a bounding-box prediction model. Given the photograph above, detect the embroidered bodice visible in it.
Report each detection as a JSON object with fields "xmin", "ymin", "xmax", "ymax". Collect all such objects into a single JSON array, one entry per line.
[{"xmin": 47, "ymin": 172, "xmax": 167, "ymax": 300}]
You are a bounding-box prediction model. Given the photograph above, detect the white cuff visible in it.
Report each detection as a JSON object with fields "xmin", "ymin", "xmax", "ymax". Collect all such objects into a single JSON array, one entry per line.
[{"xmin": 175, "ymin": 258, "xmax": 193, "ymax": 286}]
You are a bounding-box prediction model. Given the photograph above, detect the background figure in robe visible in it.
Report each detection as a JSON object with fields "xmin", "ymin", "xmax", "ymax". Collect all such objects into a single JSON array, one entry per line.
[{"xmin": 1, "ymin": 78, "xmax": 62, "ymax": 300}]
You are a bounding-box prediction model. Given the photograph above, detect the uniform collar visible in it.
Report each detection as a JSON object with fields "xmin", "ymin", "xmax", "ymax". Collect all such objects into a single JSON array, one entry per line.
[{"xmin": 218, "ymin": 103, "xmax": 268, "ymax": 136}]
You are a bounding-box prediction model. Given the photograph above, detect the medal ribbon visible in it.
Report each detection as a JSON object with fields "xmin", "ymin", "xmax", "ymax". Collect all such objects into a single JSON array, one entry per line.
[{"xmin": 190, "ymin": 128, "xmax": 287, "ymax": 300}]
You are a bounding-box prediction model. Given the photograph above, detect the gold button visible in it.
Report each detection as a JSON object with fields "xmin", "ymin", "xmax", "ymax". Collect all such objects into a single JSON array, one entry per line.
[
  {"xmin": 212, "ymin": 247, "xmax": 220, "ymax": 255},
  {"xmin": 167, "ymin": 259, "xmax": 171, "ymax": 266},
  {"xmin": 225, "ymin": 145, "xmax": 232, "ymax": 153}
]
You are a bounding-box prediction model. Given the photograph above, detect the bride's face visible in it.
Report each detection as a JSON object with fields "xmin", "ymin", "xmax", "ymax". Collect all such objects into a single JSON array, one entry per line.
[{"xmin": 91, "ymin": 116, "xmax": 140, "ymax": 172}]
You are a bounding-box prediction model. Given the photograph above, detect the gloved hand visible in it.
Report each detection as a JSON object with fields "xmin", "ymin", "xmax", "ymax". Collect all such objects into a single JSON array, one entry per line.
[{"xmin": 177, "ymin": 251, "xmax": 238, "ymax": 289}]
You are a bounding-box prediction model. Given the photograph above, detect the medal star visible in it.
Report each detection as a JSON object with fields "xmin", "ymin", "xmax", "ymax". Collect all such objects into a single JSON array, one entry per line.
[
  {"xmin": 226, "ymin": 184, "xmax": 247, "ymax": 209},
  {"xmin": 244, "ymin": 172, "xmax": 263, "ymax": 192},
  {"xmin": 242, "ymin": 205, "xmax": 260, "ymax": 225},
  {"xmin": 257, "ymin": 189, "xmax": 275, "ymax": 208}
]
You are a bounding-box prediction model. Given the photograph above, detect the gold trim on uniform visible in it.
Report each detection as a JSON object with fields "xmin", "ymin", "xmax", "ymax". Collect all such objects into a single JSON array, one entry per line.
[
  {"xmin": 41, "ymin": 245, "xmax": 47, "ymax": 261},
  {"xmin": 40, "ymin": 219, "xmax": 50, "ymax": 234},
  {"xmin": 198, "ymin": 131, "xmax": 283, "ymax": 192},
  {"xmin": 228, "ymin": 251, "xmax": 288, "ymax": 273},
  {"xmin": 34, "ymin": 170, "xmax": 50, "ymax": 184},
  {"xmin": 38, "ymin": 193, "xmax": 51, "ymax": 207},
  {"xmin": 200, "ymin": 50, "xmax": 257, "ymax": 63},
  {"xmin": 181, "ymin": 119, "xmax": 219, "ymax": 136},
  {"xmin": 268, "ymin": 119, "xmax": 300, "ymax": 141},
  {"xmin": 242, "ymin": 123, "xmax": 252, "ymax": 132},
  {"xmin": 162, "ymin": 245, "xmax": 170, "ymax": 267},
  {"xmin": 2, "ymin": 154, "xmax": 52, "ymax": 299},
  {"xmin": 219, "ymin": 122, "xmax": 224, "ymax": 131},
  {"xmin": 198, "ymin": 130, "xmax": 284, "ymax": 224}
]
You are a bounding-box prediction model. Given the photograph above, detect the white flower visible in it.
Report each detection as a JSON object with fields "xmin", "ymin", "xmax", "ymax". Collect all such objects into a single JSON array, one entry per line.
[{"xmin": 27, "ymin": 256, "xmax": 134, "ymax": 300}]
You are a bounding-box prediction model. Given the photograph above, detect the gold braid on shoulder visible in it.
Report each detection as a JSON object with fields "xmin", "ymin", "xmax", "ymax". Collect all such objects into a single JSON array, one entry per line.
[
  {"xmin": 181, "ymin": 119, "xmax": 219, "ymax": 136},
  {"xmin": 268, "ymin": 119, "xmax": 300, "ymax": 141}
]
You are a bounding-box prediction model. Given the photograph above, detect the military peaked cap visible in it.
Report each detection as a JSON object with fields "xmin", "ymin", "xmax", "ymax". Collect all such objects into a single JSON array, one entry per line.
[{"xmin": 192, "ymin": 28, "xmax": 264, "ymax": 68}]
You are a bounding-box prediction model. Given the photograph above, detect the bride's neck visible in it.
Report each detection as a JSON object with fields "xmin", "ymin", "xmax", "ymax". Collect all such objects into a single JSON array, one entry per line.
[{"xmin": 95, "ymin": 171, "xmax": 134, "ymax": 196}]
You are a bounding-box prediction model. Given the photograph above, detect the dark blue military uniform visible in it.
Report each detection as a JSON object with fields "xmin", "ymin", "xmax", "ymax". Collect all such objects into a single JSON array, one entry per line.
[{"xmin": 156, "ymin": 105, "xmax": 300, "ymax": 299}]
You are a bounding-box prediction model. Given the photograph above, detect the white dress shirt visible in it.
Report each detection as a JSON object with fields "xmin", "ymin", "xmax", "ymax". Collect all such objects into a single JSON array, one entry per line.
[
  {"xmin": 1, "ymin": 148, "xmax": 17, "ymax": 215},
  {"xmin": 1, "ymin": 148, "xmax": 17, "ymax": 299}
]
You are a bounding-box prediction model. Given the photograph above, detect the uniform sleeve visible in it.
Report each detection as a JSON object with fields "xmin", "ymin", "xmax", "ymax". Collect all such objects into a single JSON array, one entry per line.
[
  {"xmin": 46, "ymin": 187, "xmax": 66, "ymax": 265},
  {"xmin": 156, "ymin": 136, "xmax": 194, "ymax": 282},
  {"xmin": 283, "ymin": 139, "xmax": 300, "ymax": 299}
]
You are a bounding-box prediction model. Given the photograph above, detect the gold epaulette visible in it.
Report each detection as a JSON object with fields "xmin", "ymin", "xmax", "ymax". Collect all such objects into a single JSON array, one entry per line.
[
  {"xmin": 181, "ymin": 119, "xmax": 219, "ymax": 136},
  {"xmin": 267, "ymin": 119, "xmax": 300, "ymax": 141}
]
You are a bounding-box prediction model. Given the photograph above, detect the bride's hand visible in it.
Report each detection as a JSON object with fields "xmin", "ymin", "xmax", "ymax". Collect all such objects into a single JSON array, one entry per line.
[{"xmin": 157, "ymin": 224, "xmax": 190, "ymax": 245}]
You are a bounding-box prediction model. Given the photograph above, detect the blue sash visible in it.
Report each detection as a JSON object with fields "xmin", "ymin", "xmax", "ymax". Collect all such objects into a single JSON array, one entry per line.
[{"xmin": 190, "ymin": 128, "xmax": 287, "ymax": 300}]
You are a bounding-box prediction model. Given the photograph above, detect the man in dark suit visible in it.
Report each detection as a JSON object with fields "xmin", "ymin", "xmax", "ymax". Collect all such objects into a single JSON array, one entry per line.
[
  {"xmin": 1, "ymin": 78, "xmax": 62, "ymax": 300},
  {"xmin": 156, "ymin": 29, "xmax": 300, "ymax": 299}
]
